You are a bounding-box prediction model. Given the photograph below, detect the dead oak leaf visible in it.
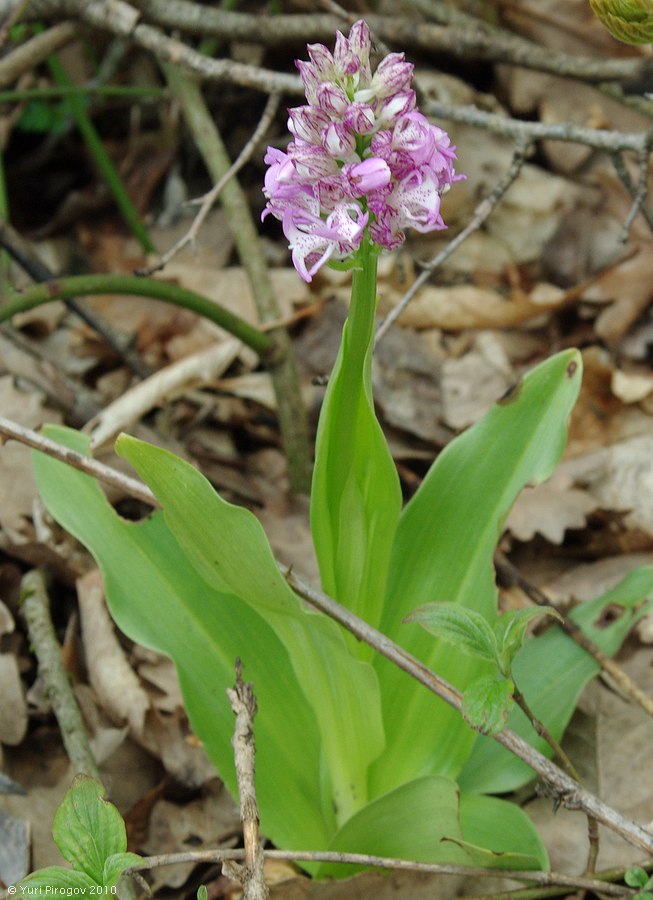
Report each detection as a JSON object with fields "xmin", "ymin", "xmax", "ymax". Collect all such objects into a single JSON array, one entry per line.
[{"xmin": 507, "ymin": 472, "xmax": 599, "ymax": 544}]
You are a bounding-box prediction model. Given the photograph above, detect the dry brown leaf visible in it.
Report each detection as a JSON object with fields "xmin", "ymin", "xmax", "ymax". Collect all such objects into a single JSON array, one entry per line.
[
  {"xmin": 611, "ymin": 368, "xmax": 653, "ymax": 404},
  {"xmin": 562, "ymin": 435, "xmax": 653, "ymax": 536},
  {"xmin": 507, "ymin": 472, "xmax": 599, "ymax": 544},
  {"xmin": 377, "ymin": 281, "xmax": 572, "ymax": 332},
  {"xmin": 77, "ymin": 569, "xmax": 150, "ymax": 735},
  {"xmin": 142, "ymin": 783, "xmax": 240, "ymax": 891},
  {"xmin": 441, "ymin": 333, "xmax": 514, "ymax": 429}
]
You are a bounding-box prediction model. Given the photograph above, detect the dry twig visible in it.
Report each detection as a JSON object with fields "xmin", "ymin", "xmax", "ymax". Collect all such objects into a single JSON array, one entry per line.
[
  {"xmin": 224, "ymin": 661, "xmax": 268, "ymax": 900},
  {"xmin": 139, "ymin": 90, "xmax": 281, "ymax": 277},
  {"xmin": 20, "ymin": 568, "xmax": 102, "ymax": 781}
]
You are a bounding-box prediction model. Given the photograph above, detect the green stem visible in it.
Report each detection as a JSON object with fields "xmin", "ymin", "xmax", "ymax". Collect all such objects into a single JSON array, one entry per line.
[
  {"xmin": 0, "ymin": 85, "xmax": 166, "ymax": 102},
  {"xmin": 162, "ymin": 63, "xmax": 311, "ymax": 493},
  {"xmin": 0, "ymin": 273, "xmax": 274, "ymax": 358},
  {"xmin": 46, "ymin": 53, "xmax": 156, "ymax": 254}
]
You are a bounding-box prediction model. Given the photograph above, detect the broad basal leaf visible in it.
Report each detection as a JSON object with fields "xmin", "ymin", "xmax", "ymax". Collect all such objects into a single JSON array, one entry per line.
[
  {"xmin": 372, "ymin": 350, "xmax": 582, "ymax": 795},
  {"xmin": 317, "ymin": 775, "xmax": 466, "ymax": 878},
  {"xmin": 33, "ymin": 426, "xmax": 331, "ymax": 850},
  {"xmin": 116, "ymin": 433, "xmax": 385, "ymax": 827},
  {"xmin": 456, "ymin": 794, "xmax": 548, "ymax": 870}
]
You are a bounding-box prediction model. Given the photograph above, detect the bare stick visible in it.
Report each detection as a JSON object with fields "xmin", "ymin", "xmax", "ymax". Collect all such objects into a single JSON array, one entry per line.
[
  {"xmin": 620, "ymin": 145, "xmax": 653, "ymax": 241},
  {"xmin": 0, "ymin": 415, "xmax": 157, "ymax": 506},
  {"xmin": 20, "ymin": 568, "xmax": 102, "ymax": 781},
  {"xmin": 139, "ymin": 90, "xmax": 281, "ymax": 276},
  {"xmin": 127, "ymin": 848, "xmax": 631, "ymax": 895},
  {"xmin": 7, "ymin": 420, "xmax": 653, "ymax": 857},
  {"xmin": 375, "ymin": 137, "xmax": 531, "ymax": 345},
  {"xmin": 424, "ymin": 100, "xmax": 653, "ymax": 154},
  {"xmin": 225, "ymin": 661, "xmax": 268, "ymax": 900},
  {"xmin": 0, "ymin": 21, "xmax": 77, "ymax": 88},
  {"xmin": 6, "ymin": 0, "xmax": 653, "ymax": 87},
  {"xmin": 612, "ymin": 151, "xmax": 653, "ymax": 235}
]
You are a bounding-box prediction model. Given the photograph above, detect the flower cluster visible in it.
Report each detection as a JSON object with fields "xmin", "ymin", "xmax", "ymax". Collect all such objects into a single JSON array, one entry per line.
[{"xmin": 262, "ymin": 20, "xmax": 461, "ymax": 282}]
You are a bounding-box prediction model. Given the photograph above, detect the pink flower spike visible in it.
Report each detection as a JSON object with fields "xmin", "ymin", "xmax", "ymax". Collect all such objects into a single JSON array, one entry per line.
[{"xmin": 347, "ymin": 158, "xmax": 392, "ymax": 196}]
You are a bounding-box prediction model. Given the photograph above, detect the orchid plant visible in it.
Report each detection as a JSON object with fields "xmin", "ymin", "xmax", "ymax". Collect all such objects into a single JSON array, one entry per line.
[{"xmin": 31, "ymin": 20, "xmax": 653, "ymax": 878}]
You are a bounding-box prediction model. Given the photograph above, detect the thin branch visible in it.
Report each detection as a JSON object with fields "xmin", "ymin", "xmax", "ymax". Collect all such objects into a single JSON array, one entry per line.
[
  {"xmin": 8, "ymin": 422, "xmax": 653, "ymax": 858},
  {"xmin": 0, "ymin": 21, "xmax": 77, "ymax": 88},
  {"xmin": 424, "ymin": 100, "xmax": 653, "ymax": 154},
  {"xmin": 620, "ymin": 145, "xmax": 653, "ymax": 241},
  {"xmin": 139, "ymin": 89, "xmax": 281, "ymax": 277},
  {"xmin": 0, "ymin": 0, "xmax": 34, "ymax": 48},
  {"xmin": 20, "ymin": 568, "xmax": 102, "ymax": 781},
  {"xmin": 127, "ymin": 848, "xmax": 630, "ymax": 895},
  {"xmin": 612, "ymin": 151, "xmax": 653, "ymax": 235},
  {"xmin": 0, "ymin": 415, "xmax": 157, "ymax": 505},
  {"xmin": 6, "ymin": 0, "xmax": 653, "ymax": 87},
  {"xmin": 375, "ymin": 137, "xmax": 531, "ymax": 345}
]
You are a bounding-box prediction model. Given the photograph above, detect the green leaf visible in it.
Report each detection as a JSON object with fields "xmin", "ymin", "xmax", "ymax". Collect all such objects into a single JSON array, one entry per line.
[
  {"xmin": 115, "ymin": 432, "xmax": 385, "ymax": 827},
  {"xmin": 405, "ymin": 602, "xmax": 499, "ymax": 664},
  {"xmin": 16, "ymin": 868, "xmax": 97, "ymax": 897},
  {"xmin": 102, "ymin": 852, "xmax": 143, "ymax": 887},
  {"xmin": 459, "ymin": 566, "xmax": 653, "ymax": 793},
  {"xmin": 52, "ymin": 775, "xmax": 125, "ymax": 882},
  {"xmin": 32, "ymin": 426, "xmax": 331, "ymax": 853},
  {"xmin": 371, "ymin": 350, "xmax": 582, "ymax": 794},
  {"xmin": 311, "ymin": 239, "xmax": 402, "ymax": 642},
  {"xmin": 626, "ymin": 867, "xmax": 650, "ymax": 888},
  {"xmin": 461, "ymin": 676, "xmax": 514, "ymax": 736},
  {"xmin": 456, "ymin": 794, "xmax": 548, "ymax": 870},
  {"xmin": 496, "ymin": 607, "xmax": 562, "ymax": 674},
  {"xmin": 197, "ymin": 887, "xmax": 209, "ymax": 900},
  {"xmin": 317, "ymin": 776, "xmax": 467, "ymax": 878}
]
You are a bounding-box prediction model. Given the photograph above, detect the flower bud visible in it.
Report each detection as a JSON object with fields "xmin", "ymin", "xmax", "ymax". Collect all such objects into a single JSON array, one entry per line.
[
  {"xmin": 589, "ymin": 0, "xmax": 653, "ymax": 43},
  {"xmin": 316, "ymin": 81, "xmax": 350, "ymax": 117},
  {"xmin": 343, "ymin": 102, "xmax": 376, "ymax": 134},
  {"xmin": 347, "ymin": 158, "xmax": 392, "ymax": 196},
  {"xmin": 324, "ymin": 121, "xmax": 357, "ymax": 158}
]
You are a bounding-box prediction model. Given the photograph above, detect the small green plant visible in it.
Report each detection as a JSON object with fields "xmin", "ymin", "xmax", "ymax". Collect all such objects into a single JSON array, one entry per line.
[
  {"xmin": 405, "ymin": 604, "xmax": 562, "ymax": 736},
  {"xmin": 14, "ymin": 775, "xmax": 141, "ymax": 898},
  {"xmin": 626, "ymin": 866, "xmax": 653, "ymax": 898},
  {"xmin": 30, "ymin": 18, "xmax": 653, "ymax": 878}
]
